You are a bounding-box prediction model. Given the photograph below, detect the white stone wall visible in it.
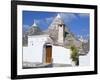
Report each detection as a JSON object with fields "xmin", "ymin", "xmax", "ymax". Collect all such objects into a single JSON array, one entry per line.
[
  {"xmin": 23, "ymin": 35, "xmax": 72, "ymax": 65},
  {"xmin": 52, "ymin": 46, "xmax": 71, "ymax": 64},
  {"xmin": 23, "ymin": 45, "xmax": 72, "ymax": 64},
  {"xmin": 23, "ymin": 35, "xmax": 49, "ymax": 63},
  {"xmin": 28, "ymin": 35, "xmax": 49, "ymax": 46},
  {"xmin": 79, "ymin": 52, "xmax": 90, "ymax": 66},
  {"xmin": 23, "ymin": 46, "xmax": 43, "ymax": 63}
]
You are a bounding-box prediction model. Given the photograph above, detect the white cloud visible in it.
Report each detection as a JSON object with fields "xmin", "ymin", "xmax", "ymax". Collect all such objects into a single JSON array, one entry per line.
[
  {"xmin": 23, "ymin": 25, "xmax": 30, "ymax": 32},
  {"xmin": 60, "ymin": 13, "xmax": 77, "ymax": 23},
  {"xmin": 23, "ymin": 24, "xmax": 29, "ymax": 28},
  {"xmin": 29, "ymin": 13, "xmax": 81, "ymax": 27},
  {"xmin": 59, "ymin": 13, "xmax": 89, "ymax": 23},
  {"xmin": 33, "ymin": 17, "xmax": 54, "ymax": 26},
  {"xmin": 34, "ymin": 19, "xmax": 40, "ymax": 25},
  {"xmin": 77, "ymin": 34, "xmax": 89, "ymax": 40},
  {"xmin": 30, "ymin": 13, "xmax": 77, "ymax": 26},
  {"xmin": 45, "ymin": 17, "xmax": 54, "ymax": 24}
]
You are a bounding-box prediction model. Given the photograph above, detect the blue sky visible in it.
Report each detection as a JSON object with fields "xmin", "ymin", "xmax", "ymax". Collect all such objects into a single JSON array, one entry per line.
[{"xmin": 23, "ymin": 11, "xmax": 90, "ymax": 39}]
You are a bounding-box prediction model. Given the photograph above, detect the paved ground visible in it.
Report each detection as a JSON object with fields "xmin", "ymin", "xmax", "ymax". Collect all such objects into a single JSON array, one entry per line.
[
  {"xmin": 23, "ymin": 62, "xmax": 72, "ymax": 69},
  {"xmin": 53, "ymin": 63, "xmax": 72, "ymax": 67}
]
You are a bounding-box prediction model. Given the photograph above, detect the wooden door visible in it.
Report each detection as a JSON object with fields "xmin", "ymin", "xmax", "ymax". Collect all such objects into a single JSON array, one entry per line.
[{"xmin": 45, "ymin": 46, "xmax": 52, "ymax": 64}]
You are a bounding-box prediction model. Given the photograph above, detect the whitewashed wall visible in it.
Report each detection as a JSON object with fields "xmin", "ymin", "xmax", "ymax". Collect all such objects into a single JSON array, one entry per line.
[
  {"xmin": 28, "ymin": 35, "xmax": 49, "ymax": 46},
  {"xmin": 23, "ymin": 45, "xmax": 71, "ymax": 64},
  {"xmin": 52, "ymin": 46, "xmax": 71, "ymax": 64},
  {"xmin": 23, "ymin": 46, "xmax": 43, "ymax": 63},
  {"xmin": 23, "ymin": 35, "xmax": 72, "ymax": 64},
  {"xmin": 79, "ymin": 52, "xmax": 90, "ymax": 66},
  {"xmin": 23, "ymin": 35, "xmax": 50, "ymax": 63}
]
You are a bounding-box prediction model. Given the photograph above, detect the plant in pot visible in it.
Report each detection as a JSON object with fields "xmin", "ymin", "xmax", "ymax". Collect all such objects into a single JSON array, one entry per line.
[{"xmin": 70, "ymin": 45, "xmax": 79, "ymax": 66}]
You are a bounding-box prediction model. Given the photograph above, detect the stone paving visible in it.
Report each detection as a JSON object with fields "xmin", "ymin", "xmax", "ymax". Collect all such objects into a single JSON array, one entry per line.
[{"xmin": 23, "ymin": 62, "xmax": 72, "ymax": 69}]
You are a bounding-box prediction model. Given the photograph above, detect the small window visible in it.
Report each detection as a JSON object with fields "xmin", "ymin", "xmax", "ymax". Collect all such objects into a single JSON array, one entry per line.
[{"xmin": 59, "ymin": 24, "xmax": 62, "ymax": 27}]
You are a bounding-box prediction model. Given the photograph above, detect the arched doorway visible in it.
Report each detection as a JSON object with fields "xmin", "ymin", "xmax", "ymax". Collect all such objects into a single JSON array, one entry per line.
[{"xmin": 43, "ymin": 43, "xmax": 52, "ymax": 64}]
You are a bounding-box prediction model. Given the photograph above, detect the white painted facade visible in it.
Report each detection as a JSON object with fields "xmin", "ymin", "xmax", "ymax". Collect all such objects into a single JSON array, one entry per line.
[
  {"xmin": 23, "ymin": 46, "xmax": 43, "ymax": 63},
  {"xmin": 23, "ymin": 34, "xmax": 72, "ymax": 65},
  {"xmin": 79, "ymin": 52, "xmax": 90, "ymax": 66},
  {"xmin": 52, "ymin": 46, "xmax": 71, "ymax": 64},
  {"xmin": 28, "ymin": 35, "xmax": 52, "ymax": 46}
]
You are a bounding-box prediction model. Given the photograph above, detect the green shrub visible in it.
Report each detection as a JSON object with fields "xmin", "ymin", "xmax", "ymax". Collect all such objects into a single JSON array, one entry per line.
[{"xmin": 70, "ymin": 45, "xmax": 79, "ymax": 65}]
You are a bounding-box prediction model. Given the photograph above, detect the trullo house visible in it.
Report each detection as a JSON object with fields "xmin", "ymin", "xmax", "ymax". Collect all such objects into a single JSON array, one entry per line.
[{"xmin": 23, "ymin": 14, "xmax": 88, "ymax": 68}]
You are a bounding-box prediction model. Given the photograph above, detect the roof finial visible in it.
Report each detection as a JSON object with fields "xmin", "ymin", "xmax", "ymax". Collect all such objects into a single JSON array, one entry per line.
[
  {"xmin": 32, "ymin": 20, "xmax": 37, "ymax": 26},
  {"xmin": 56, "ymin": 13, "xmax": 61, "ymax": 18}
]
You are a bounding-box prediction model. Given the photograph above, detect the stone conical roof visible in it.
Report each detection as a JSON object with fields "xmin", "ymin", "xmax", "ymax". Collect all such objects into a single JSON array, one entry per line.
[
  {"xmin": 28, "ymin": 22, "xmax": 41, "ymax": 36},
  {"xmin": 48, "ymin": 14, "xmax": 62, "ymax": 39},
  {"xmin": 48, "ymin": 14, "xmax": 64, "ymax": 30},
  {"xmin": 47, "ymin": 14, "xmax": 70, "ymax": 42}
]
